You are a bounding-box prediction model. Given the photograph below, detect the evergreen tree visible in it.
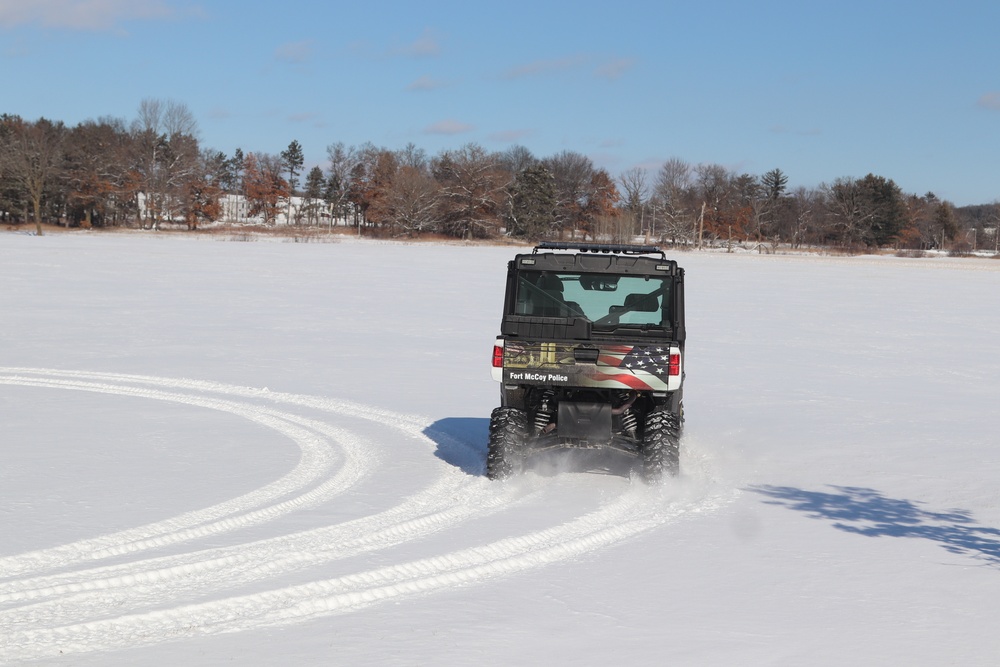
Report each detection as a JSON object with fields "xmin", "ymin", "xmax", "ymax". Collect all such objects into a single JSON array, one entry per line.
[
  {"xmin": 761, "ymin": 168, "xmax": 788, "ymax": 201},
  {"xmin": 857, "ymin": 173, "xmax": 906, "ymax": 247},
  {"xmin": 219, "ymin": 148, "xmax": 243, "ymax": 193},
  {"xmin": 280, "ymin": 140, "xmax": 304, "ymax": 194},
  {"xmin": 933, "ymin": 201, "xmax": 959, "ymax": 248},
  {"xmin": 507, "ymin": 164, "xmax": 556, "ymax": 239},
  {"xmin": 280, "ymin": 139, "xmax": 304, "ymax": 222},
  {"xmin": 304, "ymin": 165, "xmax": 326, "ymax": 225}
]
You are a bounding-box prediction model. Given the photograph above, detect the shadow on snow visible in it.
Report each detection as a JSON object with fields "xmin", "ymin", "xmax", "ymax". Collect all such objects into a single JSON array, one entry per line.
[
  {"xmin": 751, "ymin": 484, "xmax": 1000, "ymax": 566},
  {"xmin": 424, "ymin": 417, "xmax": 489, "ymax": 476}
]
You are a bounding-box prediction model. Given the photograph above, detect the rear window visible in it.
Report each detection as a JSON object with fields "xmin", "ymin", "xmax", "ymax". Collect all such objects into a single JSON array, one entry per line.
[{"xmin": 514, "ymin": 271, "xmax": 670, "ymax": 329}]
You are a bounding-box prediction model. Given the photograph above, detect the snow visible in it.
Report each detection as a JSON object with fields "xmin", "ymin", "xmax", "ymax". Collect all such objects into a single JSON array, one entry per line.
[{"xmin": 2, "ymin": 233, "xmax": 1000, "ymax": 665}]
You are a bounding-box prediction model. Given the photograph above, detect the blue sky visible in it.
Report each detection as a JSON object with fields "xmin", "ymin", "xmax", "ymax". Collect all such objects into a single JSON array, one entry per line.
[{"xmin": 2, "ymin": 0, "xmax": 998, "ymax": 205}]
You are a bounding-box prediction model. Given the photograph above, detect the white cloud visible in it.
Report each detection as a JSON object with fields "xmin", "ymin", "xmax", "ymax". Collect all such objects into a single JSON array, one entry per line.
[
  {"xmin": 424, "ymin": 119, "xmax": 474, "ymax": 135},
  {"xmin": 977, "ymin": 92, "xmax": 1000, "ymax": 111},
  {"xmin": 501, "ymin": 55, "xmax": 585, "ymax": 80},
  {"xmin": 275, "ymin": 40, "xmax": 314, "ymax": 64},
  {"xmin": 594, "ymin": 58, "xmax": 635, "ymax": 81},
  {"xmin": 287, "ymin": 111, "xmax": 318, "ymax": 123},
  {"xmin": 392, "ymin": 28, "xmax": 441, "ymax": 58},
  {"xmin": 406, "ymin": 75, "xmax": 447, "ymax": 92},
  {"xmin": 0, "ymin": 0, "xmax": 181, "ymax": 30}
]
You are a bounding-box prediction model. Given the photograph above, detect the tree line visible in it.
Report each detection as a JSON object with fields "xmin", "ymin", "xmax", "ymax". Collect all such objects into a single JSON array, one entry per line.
[{"xmin": 2, "ymin": 99, "xmax": 998, "ymax": 252}]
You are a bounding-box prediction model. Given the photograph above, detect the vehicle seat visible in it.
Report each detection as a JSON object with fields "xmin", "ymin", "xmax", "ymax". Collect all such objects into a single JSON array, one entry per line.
[{"xmin": 531, "ymin": 274, "xmax": 566, "ymax": 316}]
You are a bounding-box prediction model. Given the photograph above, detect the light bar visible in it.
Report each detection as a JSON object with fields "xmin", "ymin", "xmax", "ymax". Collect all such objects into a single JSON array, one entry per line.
[{"xmin": 533, "ymin": 242, "xmax": 666, "ymax": 258}]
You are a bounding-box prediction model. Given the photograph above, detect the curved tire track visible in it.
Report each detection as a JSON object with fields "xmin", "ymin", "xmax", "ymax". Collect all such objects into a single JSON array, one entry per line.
[{"xmin": 0, "ymin": 367, "xmax": 735, "ymax": 663}]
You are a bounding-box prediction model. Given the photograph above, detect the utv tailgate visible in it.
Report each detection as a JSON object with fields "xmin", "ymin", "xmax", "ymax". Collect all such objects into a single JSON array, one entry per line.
[{"xmin": 501, "ymin": 340, "xmax": 681, "ymax": 392}]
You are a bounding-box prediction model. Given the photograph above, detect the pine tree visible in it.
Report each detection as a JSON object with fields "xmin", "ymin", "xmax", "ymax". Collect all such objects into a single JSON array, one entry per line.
[
  {"xmin": 761, "ymin": 168, "xmax": 788, "ymax": 201},
  {"xmin": 507, "ymin": 164, "xmax": 556, "ymax": 239},
  {"xmin": 857, "ymin": 173, "xmax": 906, "ymax": 247},
  {"xmin": 304, "ymin": 165, "xmax": 326, "ymax": 225},
  {"xmin": 933, "ymin": 201, "xmax": 959, "ymax": 248},
  {"xmin": 280, "ymin": 139, "xmax": 304, "ymax": 223}
]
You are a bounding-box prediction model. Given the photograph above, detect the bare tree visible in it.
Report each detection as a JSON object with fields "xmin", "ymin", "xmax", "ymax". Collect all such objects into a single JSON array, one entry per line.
[
  {"xmin": 989, "ymin": 203, "xmax": 1000, "ymax": 254},
  {"xmin": 397, "ymin": 142, "xmax": 428, "ymax": 171},
  {"xmin": 654, "ymin": 157, "xmax": 693, "ymax": 244},
  {"xmin": 583, "ymin": 168, "xmax": 622, "ymax": 241},
  {"xmin": 135, "ymin": 98, "xmax": 198, "ymax": 140},
  {"xmin": 693, "ymin": 163, "xmax": 741, "ymax": 246},
  {"xmin": 0, "ymin": 116, "xmax": 66, "ymax": 235},
  {"xmin": 325, "ymin": 142, "xmax": 358, "ymax": 226},
  {"xmin": 355, "ymin": 147, "xmax": 400, "ymax": 233},
  {"xmin": 135, "ymin": 98, "xmax": 163, "ymax": 135},
  {"xmin": 62, "ymin": 116, "xmax": 130, "ymax": 227},
  {"xmin": 342, "ymin": 142, "xmax": 394, "ymax": 230},
  {"xmin": 130, "ymin": 99, "xmax": 201, "ymax": 229},
  {"xmin": 370, "ymin": 165, "xmax": 439, "ymax": 235},
  {"xmin": 618, "ymin": 166, "xmax": 648, "ymax": 240},
  {"xmin": 243, "ymin": 152, "xmax": 289, "ymax": 225},
  {"xmin": 618, "ymin": 167, "xmax": 648, "ymax": 209},
  {"xmin": 434, "ymin": 143, "xmax": 509, "ymax": 239},
  {"xmin": 786, "ymin": 186, "xmax": 819, "ymax": 248},
  {"xmin": 822, "ymin": 177, "xmax": 868, "ymax": 246},
  {"xmin": 747, "ymin": 187, "xmax": 773, "ymax": 251},
  {"xmin": 163, "ymin": 101, "xmax": 198, "ymax": 139},
  {"xmin": 178, "ymin": 148, "xmax": 224, "ymax": 230},
  {"xmin": 497, "ymin": 144, "xmax": 536, "ymax": 175},
  {"xmin": 822, "ymin": 175, "xmax": 912, "ymax": 248},
  {"xmin": 541, "ymin": 150, "xmax": 594, "ymax": 237}
]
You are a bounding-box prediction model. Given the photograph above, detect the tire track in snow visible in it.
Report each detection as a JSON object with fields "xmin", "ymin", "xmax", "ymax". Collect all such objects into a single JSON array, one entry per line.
[
  {"xmin": 0, "ymin": 474, "xmax": 526, "ymax": 627},
  {"xmin": 0, "ymin": 368, "xmax": 511, "ymax": 624},
  {"xmin": 3, "ymin": 486, "xmax": 738, "ymax": 661},
  {"xmin": 0, "ymin": 367, "xmax": 736, "ymax": 663},
  {"xmin": 0, "ymin": 373, "xmax": 372, "ymax": 576}
]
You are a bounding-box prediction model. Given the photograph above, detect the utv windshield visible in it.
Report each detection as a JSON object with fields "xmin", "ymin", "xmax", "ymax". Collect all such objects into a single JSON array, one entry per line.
[{"xmin": 514, "ymin": 271, "xmax": 670, "ymax": 330}]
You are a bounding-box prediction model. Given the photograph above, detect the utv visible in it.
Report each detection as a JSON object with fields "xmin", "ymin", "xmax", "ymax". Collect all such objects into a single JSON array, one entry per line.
[{"xmin": 488, "ymin": 242, "xmax": 685, "ymax": 482}]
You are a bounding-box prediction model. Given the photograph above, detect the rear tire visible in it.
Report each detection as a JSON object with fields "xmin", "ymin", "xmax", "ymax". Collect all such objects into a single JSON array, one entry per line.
[
  {"xmin": 486, "ymin": 407, "xmax": 528, "ymax": 480},
  {"xmin": 640, "ymin": 409, "xmax": 680, "ymax": 482}
]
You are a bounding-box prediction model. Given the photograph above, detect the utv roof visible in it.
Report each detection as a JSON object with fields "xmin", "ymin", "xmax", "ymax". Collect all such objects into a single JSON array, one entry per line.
[{"xmin": 533, "ymin": 241, "xmax": 666, "ymax": 260}]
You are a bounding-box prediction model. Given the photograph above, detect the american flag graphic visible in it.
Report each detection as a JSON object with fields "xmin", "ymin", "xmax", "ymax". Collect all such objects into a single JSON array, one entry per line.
[{"xmin": 592, "ymin": 345, "xmax": 675, "ymax": 390}]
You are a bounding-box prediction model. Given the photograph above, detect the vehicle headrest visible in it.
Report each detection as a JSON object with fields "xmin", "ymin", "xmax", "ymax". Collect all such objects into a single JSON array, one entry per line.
[
  {"xmin": 537, "ymin": 274, "xmax": 563, "ymax": 292},
  {"xmin": 624, "ymin": 293, "xmax": 658, "ymax": 311}
]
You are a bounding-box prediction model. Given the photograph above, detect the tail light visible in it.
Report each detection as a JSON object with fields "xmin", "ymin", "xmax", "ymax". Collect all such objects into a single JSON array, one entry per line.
[
  {"xmin": 492, "ymin": 345, "xmax": 504, "ymax": 368},
  {"xmin": 669, "ymin": 353, "xmax": 681, "ymax": 376}
]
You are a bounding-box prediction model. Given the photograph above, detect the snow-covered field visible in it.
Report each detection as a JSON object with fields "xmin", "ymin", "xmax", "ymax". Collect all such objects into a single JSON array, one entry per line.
[{"xmin": 2, "ymin": 233, "xmax": 1000, "ymax": 666}]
